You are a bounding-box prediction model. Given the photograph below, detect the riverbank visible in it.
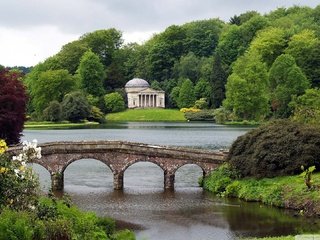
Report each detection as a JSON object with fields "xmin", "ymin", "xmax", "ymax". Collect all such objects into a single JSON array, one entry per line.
[
  {"xmin": 106, "ymin": 109, "xmax": 186, "ymax": 121},
  {"xmin": 203, "ymin": 165, "xmax": 320, "ymax": 216},
  {"xmin": 24, "ymin": 121, "xmax": 99, "ymax": 129}
]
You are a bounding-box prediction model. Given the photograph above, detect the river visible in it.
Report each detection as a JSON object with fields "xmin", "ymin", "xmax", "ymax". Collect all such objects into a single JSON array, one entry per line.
[{"xmin": 22, "ymin": 122, "xmax": 320, "ymax": 240}]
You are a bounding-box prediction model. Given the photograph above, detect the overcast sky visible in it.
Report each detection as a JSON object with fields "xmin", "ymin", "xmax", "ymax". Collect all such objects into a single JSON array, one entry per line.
[{"xmin": 0, "ymin": 0, "xmax": 318, "ymax": 67}]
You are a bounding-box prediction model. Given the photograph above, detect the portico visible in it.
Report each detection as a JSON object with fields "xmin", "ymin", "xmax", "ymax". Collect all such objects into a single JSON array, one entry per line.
[{"xmin": 125, "ymin": 78, "xmax": 165, "ymax": 108}]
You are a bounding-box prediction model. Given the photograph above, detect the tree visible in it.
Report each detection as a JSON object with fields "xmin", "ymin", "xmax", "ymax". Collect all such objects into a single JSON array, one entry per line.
[
  {"xmin": 43, "ymin": 101, "xmax": 62, "ymax": 122},
  {"xmin": 249, "ymin": 27, "xmax": 287, "ymax": 67},
  {"xmin": 223, "ymin": 52, "xmax": 270, "ymax": 120},
  {"xmin": 194, "ymin": 78, "xmax": 211, "ymax": 100},
  {"xmin": 169, "ymin": 86, "xmax": 180, "ymax": 108},
  {"xmin": 177, "ymin": 79, "xmax": 196, "ymax": 108},
  {"xmin": 104, "ymin": 92, "xmax": 125, "ymax": 113},
  {"xmin": 0, "ymin": 69, "xmax": 27, "ymax": 145},
  {"xmin": 285, "ymin": 30, "xmax": 320, "ymax": 87},
  {"xmin": 290, "ymin": 88, "xmax": 320, "ymax": 124},
  {"xmin": 32, "ymin": 69, "xmax": 76, "ymax": 114},
  {"xmin": 269, "ymin": 54, "xmax": 310, "ymax": 118},
  {"xmin": 62, "ymin": 91, "xmax": 91, "ymax": 122},
  {"xmin": 78, "ymin": 50, "xmax": 105, "ymax": 96},
  {"xmin": 173, "ymin": 52, "xmax": 200, "ymax": 82},
  {"xmin": 210, "ymin": 53, "xmax": 227, "ymax": 108},
  {"xmin": 80, "ymin": 28, "xmax": 123, "ymax": 67}
]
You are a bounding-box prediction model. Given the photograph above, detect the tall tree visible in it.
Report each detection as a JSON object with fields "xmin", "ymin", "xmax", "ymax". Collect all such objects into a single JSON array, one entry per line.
[
  {"xmin": 210, "ymin": 53, "xmax": 227, "ymax": 108},
  {"xmin": 173, "ymin": 52, "xmax": 200, "ymax": 82},
  {"xmin": 269, "ymin": 54, "xmax": 310, "ymax": 118},
  {"xmin": 80, "ymin": 29, "xmax": 123, "ymax": 67},
  {"xmin": 177, "ymin": 79, "xmax": 196, "ymax": 108},
  {"xmin": 78, "ymin": 50, "xmax": 105, "ymax": 96},
  {"xmin": 223, "ymin": 51, "xmax": 270, "ymax": 120},
  {"xmin": 0, "ymin": 69, "xmax": 27, "ymax": 144},
  {"xmin": 32, "ymin": 69, "xmax": 76, "ymax": 114}
]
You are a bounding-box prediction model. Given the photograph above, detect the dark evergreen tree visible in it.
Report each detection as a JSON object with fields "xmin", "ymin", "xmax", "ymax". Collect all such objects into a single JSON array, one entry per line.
[{"xmin": 211, "ymin": 53, "xmax": 227, "ymax": 108}]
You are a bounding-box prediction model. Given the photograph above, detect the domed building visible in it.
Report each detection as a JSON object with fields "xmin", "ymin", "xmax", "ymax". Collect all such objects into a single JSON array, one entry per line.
[{"xmin": 125, "ymin": 78, "xmax": 165, "ymax": 108}]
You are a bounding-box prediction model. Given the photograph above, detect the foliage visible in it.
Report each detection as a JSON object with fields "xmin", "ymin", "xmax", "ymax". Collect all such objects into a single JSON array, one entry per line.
[
  {"xmin": 89, "ymin": 106, "xmax": 105, "ymax": 123},
  {"xmin": 210, "ymin": 53, "xmax": 227, "ymax": 108},
  {"xmin": 106, "ymin": 109, "xmax": 186, "ymax": 122},
  {"xmin": 289, "ymin": 88, "xmax": 320, "ymax": 124},
  {"xmin": 269, "ymin": 54, "xmax": 310, "ymax": 118},
  {"xmin": 223, "ymin": 51, "xmax": 270, "ymax": 121},
  {"xmin": 202, "ymin": 164, "xmax": 238, "ymax": 195},
  {"xmin": 31, "ymin": 69, "xmax": 76, "ymax": 114},
  {"xmin": 173, "ymin": 52, "xmax": 200, "ymax": 82},
  {"xmin": 227, "ymin": 120, "xmax": 320, "ymax": 178},
  {"xmin": 204, "ymin": 165, "xmax": 320, "ymax": 216},
  {"xmin": 194, "ymin": 98, "xmax": 208, "ymax": 110},
  {"xmin": 61, "ymin": 91, "xmax": 91, "ymax": 122},
  {"xmin": 194, "ymin": 79, "xmax": 211, "ymax": 101},
  {"xmin": 78, "ymin": 50, "xmax": 105, "ymax": 96},
  {"xmin": 42, "ymin": 101, "xmax": 63, "ymax": 122},
  {"xmin": 0, "ymin": 140, "xmax": 41, "ymax": 211},
  {"xmin": 213, "ymin": 107, "xmax": 233, "ymax": 124},
  {"xmin": 300, "ymin": 166, "xmax": 316, "ymax": 190},
  {"xmin": 104, "ymin": 92, "xmax": 125, "ymax": 113},
  {"xmin": 177, "ymin": 79, "xmax": 196, "ymax": 108},
  {"xmin": 184, "ymin": 110, "xmax": 215, "ymax": 121},
  {"xmin": 0, "ymin": 69, "xmax": 27, "ymax": 145}
]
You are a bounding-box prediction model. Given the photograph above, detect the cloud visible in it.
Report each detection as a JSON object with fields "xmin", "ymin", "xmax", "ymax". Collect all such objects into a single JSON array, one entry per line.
[{"xmin": 0, "ymin": 0, "xmax": 318, "ymax": 66}]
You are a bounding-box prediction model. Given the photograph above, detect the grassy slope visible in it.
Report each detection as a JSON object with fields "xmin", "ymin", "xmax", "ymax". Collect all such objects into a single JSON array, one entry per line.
[
  {"xmin": 106, "ymin": 108, "xmax": 186, "ymax": 121},
  {"xmin": 203, "ymin": 167, "xmax": 320, "ymax": 216}
]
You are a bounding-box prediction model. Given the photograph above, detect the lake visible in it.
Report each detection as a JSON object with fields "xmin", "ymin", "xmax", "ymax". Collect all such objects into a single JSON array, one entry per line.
[{"xmin": 22, "ymin": 122, "xmax": 320, "ymax": 240}]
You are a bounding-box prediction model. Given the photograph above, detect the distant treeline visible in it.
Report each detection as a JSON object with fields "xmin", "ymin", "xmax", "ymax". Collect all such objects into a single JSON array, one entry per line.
[{"xmin": 22, "ymin": 5, "xmax": 320, "ymax": 123}]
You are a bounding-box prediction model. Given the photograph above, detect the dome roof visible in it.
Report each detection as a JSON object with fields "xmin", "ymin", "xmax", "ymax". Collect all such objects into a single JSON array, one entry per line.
[{"xmin": 125, "ymin": 78, "xmax": 150, "ymax": 88}]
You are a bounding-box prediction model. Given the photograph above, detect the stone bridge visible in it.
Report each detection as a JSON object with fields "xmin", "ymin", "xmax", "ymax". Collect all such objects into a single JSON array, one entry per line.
[{"xmin": 9, "ymin": 141, "xmax": 227, "ymax": 191}]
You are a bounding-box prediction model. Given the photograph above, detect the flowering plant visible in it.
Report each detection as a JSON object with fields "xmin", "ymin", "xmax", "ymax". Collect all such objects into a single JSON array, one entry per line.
[{"xmin": 0, "ymin": 139, "xmax": 41, "ymax": 211}]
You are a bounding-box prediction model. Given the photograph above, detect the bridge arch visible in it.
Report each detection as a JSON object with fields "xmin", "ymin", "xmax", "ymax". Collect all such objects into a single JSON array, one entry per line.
[
  {"xmin": 60, "ymin": 156, "xmax": 115, "ymax": 174},
  {"xmin": 174, "ymin": 164, "xmax": 205, "ymax": 188}
]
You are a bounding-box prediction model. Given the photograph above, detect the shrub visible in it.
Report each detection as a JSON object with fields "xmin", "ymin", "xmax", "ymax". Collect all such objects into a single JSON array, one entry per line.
[
  {"xmin": 104, "ymin": 92, "xmax": 125, "ymax": 113},
  {"xmin": 0, "ymin": 69, "xmax": 27, "ymax": 145},
  {"xmin": 88, "ymin": 106, "xmax": 105, "ymax": 123},
  {"xmin": 43, "ymin": 101, "xmax": 63, "ymax": 122},
  {"xmin": 184, "ymin": 110, "xmax": 215, "ymax": 121},
  {"xmin": 227, "ymin": 120, "xmax": 320, "ymax": 178},
  {"xmin": 203, "ymin": 164, "xmax": 238, "ymax": 194},
  {"xmin": 0, "ymin": 140, "xmax": 41, "ymax": 211},
  {"xmin": 62, "ymin": 91, "xmax": 91, "ymax": 122}
]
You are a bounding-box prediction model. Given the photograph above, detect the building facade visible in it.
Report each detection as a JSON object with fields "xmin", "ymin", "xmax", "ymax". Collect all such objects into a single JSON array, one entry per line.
[{"xmin": 125, "ymin": 78, "xmax": 165, "ymax": 108}]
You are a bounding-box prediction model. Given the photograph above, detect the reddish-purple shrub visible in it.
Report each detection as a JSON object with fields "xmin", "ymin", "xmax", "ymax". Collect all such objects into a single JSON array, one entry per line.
[{"xmin": 0, "ymin": 69, "xmax": 27, "ymax": 145}]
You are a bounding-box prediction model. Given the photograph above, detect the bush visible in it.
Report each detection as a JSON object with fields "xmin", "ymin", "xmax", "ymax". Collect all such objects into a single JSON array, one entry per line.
[
  {"xmin": 203, "ymin": 164, "xmax": 238, "ymax": 194},
  {"xmin": 0, "ymin": 140, "xmax": 40, "ymax": 211},
  {"xmin": 43, "ymin": 101, "xmax": 63, "ymax": 122},
  {"xmin": 227, "ymin": 120, "xmax": 320, "ymax": 178},
  {"xmin": 184, "ymin": 110, "xmax": 215, "ymax": 121},
  {"xmin": 62, "ymin": 91, "xmax": 91, "ymax": 122},
  {"xmin": 104, "ymin": 92, "xmax": 125, "ymax": 113}
]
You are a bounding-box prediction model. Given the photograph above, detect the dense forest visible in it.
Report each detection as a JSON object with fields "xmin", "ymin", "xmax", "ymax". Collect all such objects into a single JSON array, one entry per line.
[{"xmin": 22, "ymin": 5, "xmax": 320, "ymax": 123}]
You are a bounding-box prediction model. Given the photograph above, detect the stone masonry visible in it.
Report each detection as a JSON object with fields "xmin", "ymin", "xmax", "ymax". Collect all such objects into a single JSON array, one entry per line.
[{"xmin": 8, "ymin": 141, "xmax": 227, "ymax": 191}]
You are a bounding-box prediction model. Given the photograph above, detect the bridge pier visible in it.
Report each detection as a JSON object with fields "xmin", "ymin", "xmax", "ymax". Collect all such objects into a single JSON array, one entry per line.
[
  {"xmin": 51, "ymin": 172, "xmax": 64, "ymax": 191},
  {"xmin": 113, "ymin": 172, "xmax": 124, "ymax": 190},
  {"xmin": 164, "ymin": 171, "xmax": 175, "ymax": 190}
]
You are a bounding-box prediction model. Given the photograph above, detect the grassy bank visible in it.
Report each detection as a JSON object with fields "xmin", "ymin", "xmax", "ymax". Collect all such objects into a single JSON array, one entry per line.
[
  {"xmin": 203, "ymin": 165, "xmax": 320, "ymax": 216},
  {"xmin": 106, "ymin": 108, "xmax": 186, "ymax": 121},
  {"xmin": 24, "ymin": 121, "xmax": 99, "ymax": 129}
]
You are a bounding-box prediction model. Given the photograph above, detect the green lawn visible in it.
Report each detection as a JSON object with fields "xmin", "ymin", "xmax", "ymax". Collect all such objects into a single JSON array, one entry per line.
[{"xmin": 106, "ymin": 108, "xmax": 186, "ymax": 121}]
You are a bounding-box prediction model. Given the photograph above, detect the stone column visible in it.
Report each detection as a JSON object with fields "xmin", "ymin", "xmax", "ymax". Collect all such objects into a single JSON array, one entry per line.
[
  {"xmin": 154, "ymin": 95, "xmax": 157, "ymax": 107},
  {"xmin": 51, "ymin": 172, "xmax": 64, "ymax": 191},
  {"xmin": 113, "ymin": 172, "xmax": 124, "ymax": 190},
  {"xmin": 139, "ymin": 95, "xmax": 141, "ymax": 107},
  {"xmin": 164, "ymin": 171, "xmax": 175, "ymax": 190}
]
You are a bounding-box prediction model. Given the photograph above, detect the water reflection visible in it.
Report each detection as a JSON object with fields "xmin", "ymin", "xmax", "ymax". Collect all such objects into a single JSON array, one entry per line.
[{"xmin": 24, "ymin": 123, "xmax": 320, "ymax": 240}]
